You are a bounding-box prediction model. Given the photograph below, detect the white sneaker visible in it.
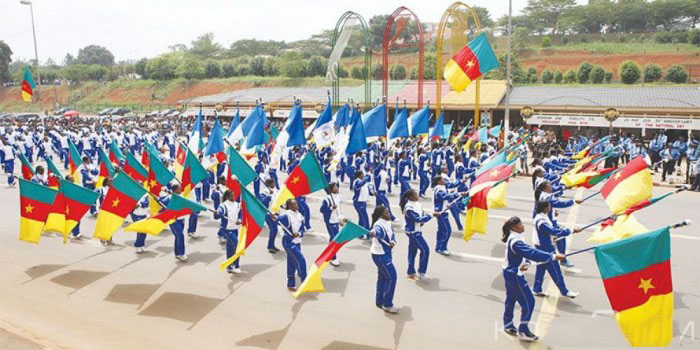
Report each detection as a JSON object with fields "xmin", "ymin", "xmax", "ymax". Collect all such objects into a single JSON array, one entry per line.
[
  {"xmin": 188, "ymin": 232, "xmax": 199, "ymax": 239},
  {"xmin": 232, "ymin": 267, "xmax": 242, "ymax": 274},
  {"xmin": 330, "ymin": 259, "xmax": 340, "ymax": 267},
  {"xmin": 419, "ymin": 273, "xmax": 428, "ymax": 280},
  {"xmin": 135, "ymin": 247, "xmax": 144, "ymax": 254},
  {"xmin": 564, "ymin": 291, "xmax": 579, "ymax": 299},
  {"xmin": 218, "ymin": 236, "xmax": 226, "ymax": 244},
  {"xmin": 72, "ymin": 233, "xmax": 83, "ymax": 239},
  {"xmin": 382, "ymin": 306, "xmax": 400, "ymax": 314},
  {"xmin": 175, "ymin": 255, "xmax": 188, "ymax": 262}
]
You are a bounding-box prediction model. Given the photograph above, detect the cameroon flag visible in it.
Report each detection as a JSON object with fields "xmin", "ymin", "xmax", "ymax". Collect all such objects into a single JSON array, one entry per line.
[
  {"xmin": 124, "ymin": 151, "xmax": 148, "ymax": 182},
  {"xmin": 67, "ymin": 139, "xmax": 82, "ymax": 183},
  {"xmin": 180, "ymin": 146, "xmax": 208, "ymax": 198},
  {"xmin": 226, "ymin": 146, "xmax": 257, "ymax": 199},
  {"xmin": 270, "ymin": 152, "xmax": 328, "ymax": 213},
  {"xmin": 464, "ymin": 164, "xmax": 514, "ymax": 241},
  {"xmin": 109, "ymin": 140, "xmax": 125, "ymax": 165},
  {"xmin": 145, "ymin": 150, "xmax": 176, "ymax": 215},
  {"xmin": 594, "ymin": 227, "xmax": 673, "ymax": 347},
  {"xmin": 219, "ymin": 186, "xmax": 268, "ymax": 271},
  {"xmin": 97, "ymin": 148, "xmax": 115, "ymax": 188},
  {"xmin": 19, "ymin": 179, "xmax": 57, "ymax": 243},
  {"xmin": 21, "ymin": 67, "xmax": 35, "ymax": 102},
  {"xmin": 19, "ymin": 152, "xmax": 34, "ymax": 180},
  {"xmin": 443, "ymin": 33, "xmax": 499, "ymax": 93},
  {"xmin": 44, "ymin": 179, "xmax": 100, "ymax": 242},
  {"xmin": 601, "ymin": 156, "xmax": 652, "ymax": 214},
  {"xmin": 93, "ymin": 171, "xmax": 147, "ymax": 241},
  {"xmin": 293, "ymin": 221, "xmax": 369, "ymax": 298},
  {"xmin": 174, "ymin": 143, "xmax": 187, "ymax": 179},
  {"xmin": 125, "ymin": 194, "xmax": 206, "ymax": 236},
  {"xmin": 579, "ymin": 167, "xmax": 617, "ymax": 189},
  {"xmin": 562, "ymin": 167, "xmax": 616, "ymax": 189},
  {"xmin": 46, "ymin": 157, "xmax": 62, "ymax": 189}
]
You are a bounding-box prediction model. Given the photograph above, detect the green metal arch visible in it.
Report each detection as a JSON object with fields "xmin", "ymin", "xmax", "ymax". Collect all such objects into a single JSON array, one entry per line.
[{"xmin": 330, "ymin": 11, "xmax": 372, "ymax": 110}]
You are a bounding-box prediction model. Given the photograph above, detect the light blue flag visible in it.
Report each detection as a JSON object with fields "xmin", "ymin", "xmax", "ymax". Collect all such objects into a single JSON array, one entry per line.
[
  {"xmin": 226, "ymin": 107, "xmax": 240, "ymax": 139},
  {"xmin": 286, "ymin": 103, "xmax": 306, "ymax": 147},
  {"xmin": 345, "ymin": 110, "xmax": 368, "ymax": 155},
  {"xmin": 409, "ymin": 105, "xmax": 430, "ymax": 136},
  {"xmin": 475, "ymin": 152, "xmax": 507, "ymax": 176},
  {"xmin": 489, "ymin": 124, "xmax": 502, "ymax": 138},
  {"xmin": 334, "ymin": 104, "xmax": 349, "ymax": 128},
  {"xmin": 361, "ymin": 104, "xmax": 387, "ymax": 138},
  {"xmin": 442, "ymin": 123, "xmax": 453, "ymax": 140},
  {"xmin": 245, "ymin": 115, "xmax": 267, "ymax": 149},
  {"xmin": 204, "ymin": 119, "xmax": 226, "ymax": 156},
  {"xmin": 388, "ymin": 106, "xmax": 409, "ymax": 139},
  {"xmin": 429, "ymin": 112, "xmax": 445, "ymax": 140}
]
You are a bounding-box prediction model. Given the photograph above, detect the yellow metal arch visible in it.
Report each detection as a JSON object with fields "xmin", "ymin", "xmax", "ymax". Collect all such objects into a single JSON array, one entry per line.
[{"xmin": 436, "ymin": 2, "xmax": 482, "ymax": 127}]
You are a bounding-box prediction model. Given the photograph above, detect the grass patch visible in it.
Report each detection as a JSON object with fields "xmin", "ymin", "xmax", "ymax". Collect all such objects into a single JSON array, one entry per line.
[{"xmin": 547, "ymin": 42, "xmax": 700, "ymax": 54}]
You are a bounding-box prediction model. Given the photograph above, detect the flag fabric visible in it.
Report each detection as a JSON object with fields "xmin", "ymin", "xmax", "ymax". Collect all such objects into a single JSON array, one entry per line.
[
  {"xmin": 464, "ymin": 164, "xmax": 514, "ymax": 241},
  {"xmin": 408, "ymin": 105, "xmax": 430, "ymax": 136},
  {"xmin": 67, "ymin": 139, "xmax": 82, "ymax": 181},
  {"xmin": 269, "ymin": 105, "xmax": 300, "ymax": 166},
  {"xmin": 97, "ymin": 148, "xmax": 116, "ymax": 188},
  {"xmin": 562, "ymin": 167, "xmax": 615, "ymax": 188},
  {"xmin": 174, "ymin": 143, "xmax": 186, "ymax": 178},
  {"xmin": 44, "ymin": 179, "xmax": 100, "ymax": 241},
  {"xmin": 124, "ymin": 194, "xmax": 206, "ymax": 236},
  {"xmin": 344, "ymin": 109, "xmax": 368, "ymax": 156},
  {"xmin": 244, "ymin": 114, "xmax": 267, "ymax": 150},
  {"xmin": 388, "ymin": 105, "xmax": 409, "ymax": 140},
  {"xmin": 334, "ymin": 104, "xmax": 350, "ymax": 129},
  {"xmin": 204, "ymin": 118, "xmax": 226, "ymax": 157},
  {"xmin": 19, "ymin": 152, "xmax": 34, "ymax": 180},
  {"xmin": 429, "ymin": 112, "xmax": 445, "ymax": 141},
  {"xmin": 442, "ymin": 123, "xmax": 453, "ymax": 140},
  {"xmin": 45, "ymin": 157, "xmax": 61, "ymax": 189},
  {"xmin": 601, "ymin": 156, "xmax": 652, "ymax": 214},
  {"xmin": 286, "ymin": 104, "xmax": 307, "ymax": 147},
  {"xmin": 187, "ymin": 109, "xmax": 204, "ymax": 153},
  {"xmin": 270, "ymin": 152, "xmax": 328, "ymax": 213},
  {"xmin": 219, "ymin": 186, "xmax": 268, "ymax": 270},
  {"xmin": 225, "ymin": 107, "xmax": 241, "ymax": 141},
  {"xmin": 470, "ymin": 126, "xmax": 489, "ymax": 142},
  {"xmin": 452, "ymin": 125, "xmax": 469, "ymax": 144},
  {"xmin": 579, "ymin": 167, "xmax": 617, "ymax": 189},
  {"xmin": 124, "ymin": 151, "xmax": 148, "ymax": 182},
  {"xmin": 109, "ymin": 140, "xmax": 125, "ymax": 165},
  {"xmin": 226, "ymin": 146, "xmax": 257, "ymax": 199},
  {"xmin": 293, "ymin": 221, "xmax": 369, "ymax": 298},
  {"xmin": 443, "ymin": 33, "xmax": 499, "ymax": 92},
  {"xmin": 475, "ymin": 152, "xmax": 507, "ymax": 177},
  {"xmin": 19, "ymin": 179, "xmax": 58, "ymax": 243},
  {"xmin": 361, "ymin": 104, "xmax": 387, "ymax": 138},
  {"xmin": 489, "ymin": 124, "xmax": 502, "ymax": 138},
  {"xmin": 145, "ymin": 150, "xmax": 176, "ymax": 215},
  {"xmin": 228, "ymin": 105, "xmax": 262, "ymax": 143},
  {"xmin": 21, "ymin": 67, "xmax": 36, "ymax": 102},
  {"xmin": 463, "ymin": 189, "xmax": 488, "ymax": 241},
  {"xmin": 93, "ymin": 171, "xmax": 148, "ymax": 241},
  {"xmin": 180, "ymin": 147, "xmax": 208, "ymax": 198},
  {"xmin": 594, "ymin": 227, "xmax": 673, "ymax": 347},
  {"xmin": 313, "ymin": 98, "xmax": 336, "ymax": 147}
]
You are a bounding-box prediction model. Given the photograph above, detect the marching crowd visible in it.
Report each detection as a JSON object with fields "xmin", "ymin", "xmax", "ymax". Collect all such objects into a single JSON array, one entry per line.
[{"xmin": 2, "ymin": 113, "xmax": 698, "ymax": 342}]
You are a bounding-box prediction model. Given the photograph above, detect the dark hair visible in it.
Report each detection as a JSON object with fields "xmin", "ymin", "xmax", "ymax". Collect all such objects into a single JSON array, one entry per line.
[
  {"xmin": 531, "ymin": 168, "xmax": 544, "ymax": 187},
  {"xmin": 399, "ymin": 189, "xmax": 417, "ymax": 213},
  {"xmin": 501, "ymin": 216, "xmax": 522, "ymax": 243},
  {"xmin": 223, "ymin": 190, "xmax": 233, "ymax": 201},
  {"xmin": 264, "ymin": 178, "xmax": 275, "ymax": 187},
  {"xmin": 371, "ymin": 206, "xmax": 387, "ymax": 226},
  {"xmin": 431, "ymin": 175, "xmax": 443, "ymax": 187},
  {"xmin": 534, "ymin": 180, "xmax": 549, "ymax": 201},
  {"xmin": 535, "ymin": 199, "xmax": 550, "ymax": 214},
  {"xmin": 354, "ymin": 170, "xmax": 363, "ymax": 179},
  {"xmin": 284, "ymin": 198, "xmax": 295, "ymax": 210},
  {"xmin": 324, "ymin": 182, "xmax": 338, "ymax": 194}
]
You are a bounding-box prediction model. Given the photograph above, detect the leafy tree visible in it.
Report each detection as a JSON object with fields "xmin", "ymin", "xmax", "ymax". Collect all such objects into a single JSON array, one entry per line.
[
  {"xmin": 590, "ymin": 65, "xmax": 606, "ymax": 83},
  {"xmin": 221, "ymin": 63, "xmax": 235, "ymax": 78},
  {"xmin": 688, "ymin": 28, "xmax": 700, "ymax": 45},
  {"xmin": 368, "ymin": 15, "xmax": 391, "ymax": 51},
  {"xmin": 553, "ymin": 70, "xmax": 563, "ymax": 83},
  {"xmin": 654, "ymin": 32, "xmax": 674, "ymax": 43},
  {"xmin": 86, "ymin": 64, "xmax": 109, "ymax": 81},
  {"xmin": 189, "ymin": 33, "xmax": 222, "ymax": 58},
  {"xmin": 541, "ymin": 69, "xmax": 554, "ymax": 83},
  {"xmin": 604, "ymin": 70, "xmax": 613, "ymax": 83},
  {"xmin": 77, "ymin": 45, "xmax": 115, "ymax": 66},
  {"xmin": 351, "ymin": 65, "xmax": 366, "ymax": 79},
  {"xmin": 63, "ymin": 64, "xmax": 89, "ymax": 82},
  {"xmin": 338, "ymin": 65, "xmax": 349, "ymax": 78},
  {"xmin": 577, "ymin": 62, "xmax": 593, "ymax": 83},
  {"xmin": 306, "ymin": 55, "xmax": 327, "ymax": 77},
  {"xmin": 563, "ymin": 69, "xmax": 576, "ymax": 83},
  {"xmin": 228, "ymin": 39, "xmax": 286, "ymax": 58},
  {"xmin": 409, "ymin": 66, "xmax": 419, "ymax": 80},
  {"xmin": 146, "ymin": 55, "xmax": 177, "ymax": 80},
  {"xmin": 665, "ymin": 64, "xmax": 688, "ymax": 83},
  {"xmin": 0, "ymin": 40, "xmax": 12, "ymax": 83},
  {"xmin": 278, "ymin": 51, "xmax": 306, "ymax": 77},
  {"xmin": 424, "ymin": 52, "xmax": 437, "ymax": 79},
  {"xmin": 619, "ymin": 60, "xmax": 641, "ymax": 84},
  {"xmin": 541, "ymin": 36, "xmax": 552, "ymax": 48},
  {"xmin": 389, "ymin": 64, "xmax": 407, "ymax": 80},
  {"xmin": 134, "ymin": 58, "xmax": 148, "ymax": 78},
  {"xmin": 204, "ymin": 61, "xmax": 221, "ymax": 78},
  {"xmin": 263, "ymin": 57, "xmax": 279, "ymax": 76},
  {"xmin": 523, "ymin": 0, "xmax": 577, "ymax": 35},
  {"xmin": 643, "ymin": 63, "xmax": 662, "ymax": 82},
  {"xmin": 371, "ymin": 63, "xmax": 383, "ymax": 80},
  {"xmin": 250, "ymin": 56, "xmax": 265, "ymax": 76},
  {"xmin": 177, "ymin": 56, "xmax": 204, "ymax": 79},
  {"xmin": 235, "ymin": 63, "xmax": 251, "ymax": 76},
  {"xmin": 63, "ymin": 53, "xmax": 75, "ymax": 66}
]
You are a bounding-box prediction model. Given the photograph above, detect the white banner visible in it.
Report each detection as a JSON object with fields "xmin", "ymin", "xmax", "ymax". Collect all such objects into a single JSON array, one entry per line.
[
  {"xmin": 325, "ymin": 18, "xmax": 358, "ymax": 82},
  {"xmin": 526, "ymin": 114, "xmax": 700, "ymax": 130}
]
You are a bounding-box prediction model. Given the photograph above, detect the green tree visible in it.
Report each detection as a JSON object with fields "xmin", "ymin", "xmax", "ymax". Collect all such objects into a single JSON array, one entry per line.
[
  {"xmin": 689, "ymin": 28, "xmax": 700, "ymax": 45},
  {"xmin": 0, "ymin": 40, "xmax": 12, "ymax": 83},
  {"xmin": 604, "ymin": 70, "xmax": 613, "ymax": 83},
  {"xmin": 86, "ymin": 64, "xmax": 109, "ymax": 81},
  {"xmin": 590, "ymin": 65, "xmax": 605, "ymax": 83},
  {"xmin": 409, "ymin": 66, "xmax": 419, "ymax": 80},
  {"xmin": 424, "ymin": 52, "xmax": 437, "ymax": 79},
  {"xmin": 523, "ymin": 0, "xmax": 577, "ymax": 35},
  {"xmin": 77, "ymin": 45, "xmax": 115, "ymax": 66},
  {"xmin": 134, "ymin": 58, "xmax": 148, "ymax": 79},
  {"xmin": 351, "ymin": 65, "xmax": 366, "ymax": 79},
  {"xmin": 221, "ymin": 63, "xmax": 235, "ymax": 78},
  {"xmin": 643, "ymin": 63, "xmax": 662, "ymax": 82},
  {"xmin": 177, "ymin": 56, "xmax": 204, "ymax": 79},
  {"xmin": 541, "ymin": 69, "xmax": 554, "ymax": 83},
  {"xmin": 619, "ymin": 60, "xmax": 641, "ymax": 84},
  {"xmin": 228, "ymin": 39, "xmax": 286, "ymax": 58},
  {"xmin": 654, "ymin": 32, "xmax": 673, "ymax": 43},
  {"xmin": 278, "ymin": 51, "xmax": 306, "ymax": 77},
  {"xmin": 204, "ymin": 61, "xmax": 221, "ymax": 78},
  {"xmin": 665, "ymin": 64, "xmax": 688, "ymax": 83},
  {"xmin": 541, "ymin": 36, "xmax": 552, "ymax": 48},
  {"xmin": 368, "ymin": 15, "xmax": 391, "ymax": 51},
  {"xmin": 371, "ymin": 63, "xmax": 383, "ymax": 80},
  {"xmin": 146, "ymin": 55, "xmax": 177, "ymax": 80},
  {"xmin": 577, "ymin": 62, "xmax": 593, "ymax": 83},
  {"xmin": 306, "ymin": 55, "xmax": 327, "ymax": 77},
  {"xmin": 63, "ymin": 64, "xmax": 89, "ymax": 82},
  {"xmin": 390, "ymin": 64, "xmax": 407, "ymax": 80},
  {"xmin": 63, "ymin": 53, "xmax": 75, "ymax": 66},
  {"xmin": 250, "ymin": 56, "xmax": 265, "ymax": 76},
  {"xmin": 189, "ymin": 32, "xmax": 222, "ymax": 58},
  {"xmin": 564, "ymin": 69, "xmax": 576, "ymax": 83},
  {"xmin": 553, "ymin": 70, "xmax": 563, "ymax": 83},
  {"xmin": 338, "ymin": 64, "xmax": 349, "ymax": 78},
  {"xmin": 263, "ymin": 57, "xmax": 279, "ymax": 76}
]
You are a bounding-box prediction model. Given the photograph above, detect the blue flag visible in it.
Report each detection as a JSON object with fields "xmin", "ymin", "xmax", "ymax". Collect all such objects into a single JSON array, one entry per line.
[
  {"xmin": 204, "ymin": 119, "xmax": 226, "ymax": 156},
  {"xmin": 489, "ymin": 124, "xmax": 502, "ymax": 137},
  {"xmin": 443, "ymin": 123, "xmax": 453, "ymax": 140},
  {"xmin": 286, "ymin": 103, "xmax": 306, "ymax": 147},
  {"xmin": 226, "ymin": 107, "xmax": 240, "ymax": 139},
  {"xmin": 345, "ymin": 110, "xmax": 368, "ymax": 155},
  {"xmin": 475, "ymin": 152, "xmax": 507, "ymax": 176},
  {"xmin": 334, "ymin": 104, "xmax": 349, "ymax": 128},
  {"xmin": 429, "ymin": 112, "xmax": 445, "ymax": 140},
  {"xmin": 361, "ymin": 104, "xmax": 387, "ymax": 138},
  {"xmin": 409, "ymin": 105, "xmax": 430, "ymax": 136},
  {"xmin": 239, "ymin": 105, "xmax": 262, "ymax": 137},
  {"xmin": 245, "ymin": 115, "xmax": 266, "ymax": 149},
  {"xmin": 388, "ymin": 106, "xmax": 409, "ymax": 139}
]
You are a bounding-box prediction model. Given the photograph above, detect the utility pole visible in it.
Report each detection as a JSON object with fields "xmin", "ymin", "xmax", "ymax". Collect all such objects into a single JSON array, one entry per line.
[
  {"xmin": 504, "ymin": 0, "xmax": 513, "ymax": 142},
  {"xmin": 20, "ymin": 0, "xmax": 41, "ymax": 103}
]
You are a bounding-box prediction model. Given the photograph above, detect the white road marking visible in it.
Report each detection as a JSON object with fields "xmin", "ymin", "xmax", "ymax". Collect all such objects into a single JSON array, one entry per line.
[{"xmin": 451, "ymin": 251, "xmax": 503, "ymax": 263}]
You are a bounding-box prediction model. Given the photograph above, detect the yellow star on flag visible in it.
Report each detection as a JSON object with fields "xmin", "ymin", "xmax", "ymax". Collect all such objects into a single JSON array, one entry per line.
[
  {"xmin": 614, "ymin": 172, "xmax": 622, "ymax": 181},
  {"xmin": 490, "ymin": 169, "xmax": 500, "ymax": 177},
  {"xmin": 466, "ymin": 60, "xmax": 475, "ymax": 69},
  {"xmin": 25, "ymin": 204, "xmax": 34, "ymax": 214},
  {"xmin": 150, "ymin": 179, "xmax": 157, "ymax": 188},
  {"xmin": 638, "ymin": 277, "xmax": 655, "ymax": 294},
  {"xmin": 65, "ymin": 206, "xmax": 70, "ymax": 215},
  {"xmin": 291, "ymin": 176, "xmax": 300, "ymax": 184},
  {"xmin": 112, "ymin": 198, "xmax": 121, "ymax": 208}
]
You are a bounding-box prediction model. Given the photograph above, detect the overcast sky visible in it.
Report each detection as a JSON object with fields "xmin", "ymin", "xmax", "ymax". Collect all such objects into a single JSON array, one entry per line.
[{"xmin": 2, "ymin": 0, "xmax": 582, "ymax": 63}]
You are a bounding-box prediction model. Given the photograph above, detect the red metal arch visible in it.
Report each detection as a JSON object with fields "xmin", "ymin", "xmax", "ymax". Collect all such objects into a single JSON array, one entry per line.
[{"xmin": 382, "ymin": 6, "xmax": 424, "ymax": 109}]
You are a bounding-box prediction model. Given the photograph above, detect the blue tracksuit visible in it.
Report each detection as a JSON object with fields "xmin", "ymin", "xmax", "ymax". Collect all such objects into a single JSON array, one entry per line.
[
  {"xmin": 161, "ymin": 195, "xmax": 186, "ymax": 256},
  {"xmin": 216, "ymin": 201, "xmax": 242, "ymax": 269},
  {"xmin": 433, "ymin": 185, "xmax": 460, "ymax": 252},
  {"xmin": 278, "ymin": 211, "xmax": 307, "ymax": 288},
  {"xmin": 319, "ymin": 194, "xmax": 341, "ymax": 261},
  {"xmin": 257, "ymin": 187, "xmax": 278, "ymax": 250},
  {"xmin": 532, "ymin": 213, "xmax": 571, "ymax": 295},
  {"xmin": 353, "ymin": 177, "xmax": 372, "ymax": 230},
  {"xmin": 371, "ymin": 220, "xmax": 397, "ymax": 308},
  {"xmin": 404, "ymin": 202, "xmax": 432, "ymax": 275},
  {"xmin": 131, "ymin": 196, "xmax": 149, "ymax": 248},
  {"xmin": 418, "ymin": 154, "xmax": 430, "ymax": 196}
]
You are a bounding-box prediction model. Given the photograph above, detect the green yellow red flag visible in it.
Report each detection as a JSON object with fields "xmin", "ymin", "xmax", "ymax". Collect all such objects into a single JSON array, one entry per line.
[
  {"xmin": 219, "ymin": 186, "xmax": 268, "ymax": 270},
  {"xmin": 601, "ymin": 156, "xmax": 652, "ymax": 214},
  {"xmin": 44, "ymin": 179, "xmax": 100, "ymax": 242},
  {"xmin": 19, "ymin": 179, "xmax": 57, "ymax": 243},
  {"xmin": 93, "ymin": 171, "xmax": 148, "ymax": 241},
  {"xmin": 124, "ymin": 194, "xmax": 206, "ymax": 236},
  {"xmin": 270, "ymin": 152, "xmax": 328, "ymax": 213},
  {"xmin": 443, "ymin": 33, "xmax": 499, "ymax": 93}
]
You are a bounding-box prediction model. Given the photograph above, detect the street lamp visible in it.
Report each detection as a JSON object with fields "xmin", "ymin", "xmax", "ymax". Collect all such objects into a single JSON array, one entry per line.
[{"xmin": 20, "ymin": 0, "xmax": 41, "ymax": 101}]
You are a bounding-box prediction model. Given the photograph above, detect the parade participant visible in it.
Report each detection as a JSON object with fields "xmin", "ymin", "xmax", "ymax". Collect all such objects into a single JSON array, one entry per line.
[
  {"xmin": 649, "ymin": 132, "xmax": 665, "ymax": 172},
  {"xmin": 400, "ymin": 189, "xmax": 435, "ymax": 280},
  {"xmin": 159, "ymin": 184, "xmax": 188, "ymax": 261},
  {"xmin": 688, "ymin": 138, "xmax": 699, "ymax": 190},
  {"xmin": 417, "ymin": 147, "xmax": 430, "ymax": 197},
  {"xmin": 63, "ymin": 174, "xmax": 85, "ymax": 239},
  {"xmin": 432, "ymin": 175, "xmax": 466, "ymax": 255},
  {"xmin": 397, "ymin": 151, "xmax": 411, "ymax": 195},
  {"xmin": 604, "ymin": 138, "xmax": 624, "ymax": 168},
  {"xmin": 32, "ymin": 165, "xmax": 48, "ymax": 186},
  {"xmin": 534, "ymin": 181, "xmax": 580, "ymax": 268},
  {"xmin": 319, "ymin": 182, "xmax": 342, "ymax": 266},
  {"xmin": 373, "ymin": 163, "xmax": 395, "ymax": 221},
  {"xmin": 211, "ymin": 176, "xmax": 226, "ymax": 212},
  {"xmin": 258, "ymin": 178, "xmax": 279, "ymax": 253},
  {"xmin": 369, "ymin": 205, "xmax": 399, "ymax": 314},
  {"xmin": 531, "ymin": 200, "xmax": 580, "ymax": 298},
  {"xmin": 78, "ymin": 156, "xmax": 97, "ymax": 190},
  {"xmin": 352, "ymin": 170, "xmax": 373, "ymax": 235},
  {"xmin": 501, "ymin": 217, "xmax": 565, "ymax": 342},
  {"xmin": 216, "ymin": 190, "xmax": 242, "ymax": 274},
  {"xmin": 0, "ymin": 140, "xmax": 16, "ymax": 186},
  {"xmin": 275, "ymin": 199, "xmax": 307, "ymax": 291},
  {"xmin": 131, "ymin": 194, "xmax": 150, "ymax": 254},
  {"xmin": 660, "ymin": 144, "xmax": 680, "ymax": 183}
]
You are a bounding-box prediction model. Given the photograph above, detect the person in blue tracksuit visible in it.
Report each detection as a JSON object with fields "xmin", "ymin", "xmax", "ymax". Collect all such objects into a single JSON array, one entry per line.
[
  {"xmin": 432, "ymin": 175, "xmax": 466, "ymax": 255},
  {"xmin": 216, "ymin": 190, "xmax": 242, "ymax": 274},
  {"xmin": 531, "ymin": 200, "xmax": 580, "ymax": 298},
  {"xmin": 534, "ymin": 180, "xmax": 580, "ymax": 268},
  {"xmin": 353, "ymin": 170, "xmax": 373, "ymax": 236},
  {"xmin": 296, "ymin": 195, "xmax": 311, "ymax": 232},
  {"xmin": 131, "ymin": 194, "xmax": 150, "ymax": 253},
  {"xmin": 501, "ymin": 216, "xmax": 565, "ymax": 342},
  {"xmin": 369, "ymin": 205, "xmax": 399, "ymax": 314},
  {"xmin": 400, "ymin": 189, "xmax": 435, "ymax": 280},
  {"xmin": 161, "ymin": 184, "xmax": 188, "ymax": 262},
  {"xmin": 417, "ymin": 148, "xmax": 430, "ymax": 197},
  {"xmin": 64, "ymin": 174, "xmax": 84, "ymax": 239},
  {"xmin": 397, "ymin": 152, "xmax": 411, "ymax": 195},
  {"xmin": 31, "ymin": 166, "xmax": 48, "ymax": 186},
  {"xmin": 275, "ymin": 199, "xmax": 307, "ymax": 291},
  {"xmin": 203, "ymin": 169, "xmax": 214, "ymax": 201},
  {"xmin": 211, "ymin": 176, "xmax": 226, "ymax": 212},
  {"xmin": 319, "ymin": 182, "xmax": 342, "ymax": 266},
  {"xmin": 258, "ymin": 179, "xmax": 279, "ymax": 253},
  {"xmin": 1, "ymin": 142, "xmax": 17, "ymax": 186},
  {"xmin": 373, "ymin": 163, "xmax": 395, "ymax": 221}
]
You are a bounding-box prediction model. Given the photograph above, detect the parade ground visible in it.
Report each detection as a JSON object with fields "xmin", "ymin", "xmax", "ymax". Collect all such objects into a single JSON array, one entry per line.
[{"xmin": 1, "ymin": 175, "xmax": 698, "ymax": 349}]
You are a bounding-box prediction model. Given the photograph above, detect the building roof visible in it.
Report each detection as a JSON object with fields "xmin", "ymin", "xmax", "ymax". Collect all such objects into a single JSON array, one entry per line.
[
  {"xmin": 506, "ymin": 86, "xmax": 700, "ymax": 110},
  {"xmin": 442, "ymin": 80, "xmax": 507, "ymax": 109}
]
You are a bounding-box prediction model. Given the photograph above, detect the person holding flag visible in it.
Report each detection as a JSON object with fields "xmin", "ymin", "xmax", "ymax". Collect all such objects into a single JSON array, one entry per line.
[
  {"xmin": 432, "ymin": 175, "xmax": 467, "ymax": 256},
  {"xmin": 275, "ymin": 198, "xmax": 307, "ymax": 291},
  {"xmin": 215, "ymin": 190, "xmax": 243, "ymax": 274},
  {"xmin": 160, "ymin": 184, "xmax": 189, "ymax": 262},
  {"xmin": 533, "ymin": 180, "xmax": 582, "ymax": 268},
  {"xmin": 1, "ymin": 140, "xmax": 17, "ymax": 186},
  {"xmin": 258, "ymin": 178, "xmax": 279, "ymax": 253},
  {"xmin": 131, "ymin": 194, "xmax": 150, "ymax": 254},
  {"xmin": 319, "ymin": 182, "xmax": 343, "ymax": 266},
  {"xmin": 400, "ymin": 189, "xmax": 436, "ymax": 280},
  {"xmin": 369, "ymin": 205, "xmax": 399, "ymax": 314}
]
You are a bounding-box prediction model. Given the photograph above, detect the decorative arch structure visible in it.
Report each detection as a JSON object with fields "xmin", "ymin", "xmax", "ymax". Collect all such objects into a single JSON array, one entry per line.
[
  {"xmin": 436, "ymin": 2, "xmax": 482, "ymax": 126},
  {"xmin": 329, "ymin": 11, "xmax": 372, "ymax": 109},
  {"xmin": 382, "ymin": 6, "xmax": 424, "ymax": 110}
]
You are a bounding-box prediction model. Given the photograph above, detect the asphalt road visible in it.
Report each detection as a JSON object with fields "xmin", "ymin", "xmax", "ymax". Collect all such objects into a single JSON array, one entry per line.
[{"xmin": 1, "ymin": 173, "xmax": 699, "ymax": 349}]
